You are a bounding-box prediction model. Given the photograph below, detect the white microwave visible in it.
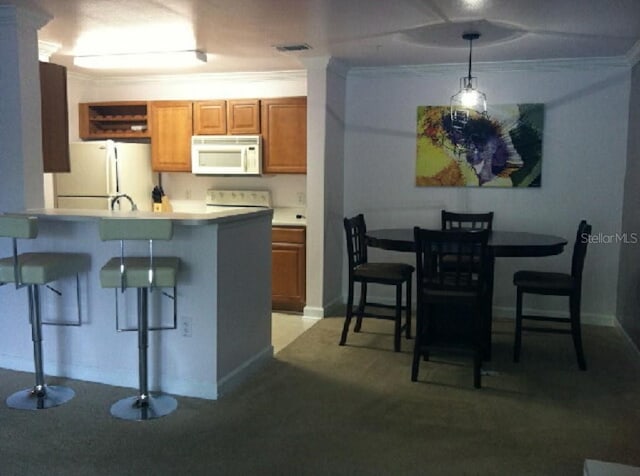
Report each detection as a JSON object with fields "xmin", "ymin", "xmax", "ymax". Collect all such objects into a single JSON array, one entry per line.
[{"xmin": 191, "ymin": 135, "xmax": 261, "ymax": 175}]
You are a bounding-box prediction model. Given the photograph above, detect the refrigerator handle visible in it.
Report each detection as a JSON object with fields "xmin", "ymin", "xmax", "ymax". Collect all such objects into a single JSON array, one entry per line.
[{"xmin": 105, "ymin": 140, "xmax": 114, "ymax": 195}]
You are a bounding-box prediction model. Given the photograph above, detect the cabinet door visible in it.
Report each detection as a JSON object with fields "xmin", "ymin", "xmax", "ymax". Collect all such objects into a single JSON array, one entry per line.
[
  {"xmin": 272, "ymin": 227, "xmax": 306, "ymax": 312},
  {"xmin": 149, "ymin": 101, "xmax": 193, "ymax": 172},
  {"xmin": 40, "ymin": 61, "xmax": 70, "ymax": 172},
  {"xmin": 261, "ymin": 97, "xmax": 307, "ymax": 174},
  {"xmin": 193, "ymin": 100, "xmax": 227, "ymax": 135},
  {"xmin": 227, "ymin": 99, "xmax": 260, "ymax": 134}
]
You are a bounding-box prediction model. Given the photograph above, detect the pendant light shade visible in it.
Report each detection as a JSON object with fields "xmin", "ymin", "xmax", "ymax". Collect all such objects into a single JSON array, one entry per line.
[{"xmin": 450, "ymin": 32, "xmax": 487, "ymax": 129}]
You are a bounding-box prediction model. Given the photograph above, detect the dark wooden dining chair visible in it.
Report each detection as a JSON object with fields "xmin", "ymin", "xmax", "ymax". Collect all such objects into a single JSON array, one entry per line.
[
  {"xmin": 440, "ymin": 210, "xmax": 493, "ymax": 273},
  {"xmin": 441, "ymin": 210, "xmax": 494, "ymax": 231},
  {"xmin": 412, "ymin": 227, "xmax": 490, "ymax": 388},
  {"xmin": 513, "ymin": 220, "xmax": 592, "ymax": 370},
  {"xmin": 341, "ymin": 214, "xmax": 414, "ymax": 352}
]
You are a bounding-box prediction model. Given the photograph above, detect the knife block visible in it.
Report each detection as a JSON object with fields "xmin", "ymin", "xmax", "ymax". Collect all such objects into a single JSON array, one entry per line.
[{"xmin": 153, "ymin": 196, "xmax": 172, "ymax": 213}]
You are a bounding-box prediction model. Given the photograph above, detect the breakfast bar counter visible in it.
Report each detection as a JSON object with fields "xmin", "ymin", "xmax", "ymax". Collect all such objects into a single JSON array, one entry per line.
[{"xmin": 0, "ymin": 207, "xmax": 273, "ymax": 400}]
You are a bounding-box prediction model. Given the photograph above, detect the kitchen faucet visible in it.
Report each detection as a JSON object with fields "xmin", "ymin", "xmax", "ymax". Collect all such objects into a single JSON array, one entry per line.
[{"xmin": 110, "ymin": 194, "xmax": 138, "ymax": 211}]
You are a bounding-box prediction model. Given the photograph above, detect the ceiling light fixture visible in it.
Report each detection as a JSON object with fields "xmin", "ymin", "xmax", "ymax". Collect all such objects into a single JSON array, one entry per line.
[
  {"xmin": 450, "ymin": 32, "xmax": 487, "ymax": 129},
  {"xmin": 73, "ymin": 50, "xmax": 207, "ymax": 70}
]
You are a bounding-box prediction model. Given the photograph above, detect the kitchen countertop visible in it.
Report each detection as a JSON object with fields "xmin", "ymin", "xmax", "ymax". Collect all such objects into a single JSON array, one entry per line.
[
  {"xmin": 22, "ymin": 207, "xmax": 272, "ymax": 226},
  {"xmin": 169, "ymin": 200, "xmax": 306, "ymax": 227},
  {"xmin": 272, "ymin": 207, "xmax": 306, "ymax": 227},
  {"xmin": 22, "ymin": 202, "xmax": 306, "ymax": 227}
]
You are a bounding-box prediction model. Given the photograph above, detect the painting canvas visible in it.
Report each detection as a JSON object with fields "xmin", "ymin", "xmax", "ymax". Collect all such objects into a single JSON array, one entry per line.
[{"xmin": 416, "ymin": 104, "xmax": 544, "ymax": 187}]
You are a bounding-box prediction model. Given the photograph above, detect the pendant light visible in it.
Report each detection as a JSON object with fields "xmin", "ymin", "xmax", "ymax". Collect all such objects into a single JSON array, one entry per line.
[{"xmin": 450, "ymin": 32, "xmax": 487, "ymax": 129}]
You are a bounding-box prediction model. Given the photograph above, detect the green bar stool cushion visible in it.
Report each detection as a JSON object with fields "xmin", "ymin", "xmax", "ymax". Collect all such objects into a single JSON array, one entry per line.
[
  {"xmin": 0, "ymin": 253, "xmax": 90, "ymax": 285},
  {"xmin": 100, "ymin": 257, "xmax": 180, "ymax": 288},
  {"xmin": 0, "ymin": 215, "xmax": 38, "ymax": 239}
]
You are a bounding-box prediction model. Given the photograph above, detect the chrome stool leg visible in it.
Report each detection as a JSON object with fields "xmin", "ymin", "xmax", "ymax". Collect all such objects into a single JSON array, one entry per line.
[
  {"xmin": 110, "ymin": 288, "xmax": 177, "ymax": 421},
  {"xmin": 6, "ymin": 285, "xmax": 75, "ymax": 410}
]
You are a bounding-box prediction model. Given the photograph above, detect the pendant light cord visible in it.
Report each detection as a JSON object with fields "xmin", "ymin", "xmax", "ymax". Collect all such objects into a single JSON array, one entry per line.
[
  {"xmin": 462, "ymin": 32, "xmax": 480, "ymax": 88},
  {"xmin": 467, "ymin": 38, "xmax": 473, "ymax": 83}
]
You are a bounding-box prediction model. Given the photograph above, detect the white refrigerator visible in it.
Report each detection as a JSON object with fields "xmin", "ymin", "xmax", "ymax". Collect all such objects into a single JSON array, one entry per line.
[{"xmin": 54, "ymin": 141, "xmax": 154, "ymax": 211}]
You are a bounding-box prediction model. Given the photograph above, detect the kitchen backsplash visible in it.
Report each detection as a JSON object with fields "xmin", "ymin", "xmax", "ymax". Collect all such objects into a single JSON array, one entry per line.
[{"xmin": 159, "ymin": 172, "xmax": 306, "ymax": 208}]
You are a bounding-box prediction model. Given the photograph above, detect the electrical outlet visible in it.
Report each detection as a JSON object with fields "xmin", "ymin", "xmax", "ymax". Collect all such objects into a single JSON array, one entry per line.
[
  {"xmin": 185, "ymin": 189, "xmax": 192, "ymax": 200},
  {"xmin": 296, "ymin": 192, "xmax": 306, "ymax": 206},
  {"xmin": 181, "ymin": 316, "xmax": 192, "ymax": 337}
]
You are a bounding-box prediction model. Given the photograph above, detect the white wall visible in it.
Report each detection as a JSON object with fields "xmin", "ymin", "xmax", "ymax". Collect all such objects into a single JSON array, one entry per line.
[
  {"xmin": 617, "ymin": 61, "xmax": 640, "ymax": 347},
  {"xmin": 323, "ymin": 62, "xmax": 347, "ymax": 314},
  {"xmin": 0, "ymin": 4, "xmax": 49, "ymax": 213},
  {"xmin": 343, "ymin": 61, "xmax": 632, "ymax": 324}
]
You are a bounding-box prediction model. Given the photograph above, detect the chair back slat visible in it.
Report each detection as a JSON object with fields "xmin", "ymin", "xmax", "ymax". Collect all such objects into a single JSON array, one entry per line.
[
  {"xmin": 441, "ymin": 210, "xmax": 494, "ymax": 231},
  {"xmin": 343, "ymin": 214, "xmax": 368, "ymax": 270},
  {"xmin": 571, "ymin": 220, "xmax": 592, "ymax": 280},
  {"xmin": 414, "ymin": 227, "xmax": 489, "ymax": 294}
]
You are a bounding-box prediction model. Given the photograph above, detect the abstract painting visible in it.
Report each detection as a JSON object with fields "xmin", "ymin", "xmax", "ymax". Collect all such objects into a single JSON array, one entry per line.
[{"xmin": 416, "ymin": 104, "xmax": 544, "ymax": 187}]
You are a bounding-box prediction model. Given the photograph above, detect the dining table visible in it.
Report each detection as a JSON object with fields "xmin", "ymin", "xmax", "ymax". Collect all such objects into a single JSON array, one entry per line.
[{"xmin": 366, "ymin": 228, "xmax": 568, "ymax": 360}]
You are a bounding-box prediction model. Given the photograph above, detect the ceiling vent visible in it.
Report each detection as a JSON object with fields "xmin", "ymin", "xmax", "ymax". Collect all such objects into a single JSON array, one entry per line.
[{"xmin": 274, "ymin": 43, "xmax": 312, "ymax": 53}]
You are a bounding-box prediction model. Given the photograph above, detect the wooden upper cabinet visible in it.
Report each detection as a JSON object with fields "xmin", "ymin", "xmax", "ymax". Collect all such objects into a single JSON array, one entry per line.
[
  {"xmin": 40, "ymin": 61, "xmax": 70, "ymax": 172},
  {"xmin": 261, "ymin": 97, "xmax": 307, "ymax": 174},
  {"xmin": 227, "ymin": 99, "xmax": 260, "ymax": 134},
  {"xmin": 149, "ymin": 101, "xmax": 193, "ymax": 172},
  {"xmin": 79, "ymin": 101, "xmax": 149, "ymax": 140},
  {"xmin": 193, "ymin": 100, "xmax": 227, "ymax": 135},
  {"xmin": 193, "ymin": 99, "xmax": 259, "ymax": 135}
]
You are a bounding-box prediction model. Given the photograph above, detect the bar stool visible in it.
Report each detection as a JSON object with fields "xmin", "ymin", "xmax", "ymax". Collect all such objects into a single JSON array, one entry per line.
[
  {"xmin": 99, "ymin": 218, "xmax": 179, "ymax": 421},
  {"xmin": 0, "ymin": 215, "xmax": 89, "ymax": 410}
]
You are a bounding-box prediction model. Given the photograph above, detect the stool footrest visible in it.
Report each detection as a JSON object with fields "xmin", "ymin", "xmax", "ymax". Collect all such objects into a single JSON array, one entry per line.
[
  {"xmin": 40, "ymin": 274, "xmax": 83, "ymax": 327},
  {"xmin": 114, "ymin": 287, "xmax": 177, "ymax": 332}
]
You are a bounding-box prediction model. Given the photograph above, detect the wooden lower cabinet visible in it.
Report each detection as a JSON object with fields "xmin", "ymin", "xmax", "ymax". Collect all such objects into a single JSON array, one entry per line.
[{"xmin": 272, "ymin": 226, "xmax": 306, "ymax": 312}]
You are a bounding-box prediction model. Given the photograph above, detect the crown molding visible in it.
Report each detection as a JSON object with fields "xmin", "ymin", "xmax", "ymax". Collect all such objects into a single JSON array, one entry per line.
[
  {"xmin": 299, "ymin": 56, "xmax": 330, "ymax": 71},
  {"xmin": 65, "ymin": 54, "xmax": 635, "ymax": 84},
  {"xmin": 327, "ymin": 58, "xmax": 351, "ymax": 79},
  {"xmin": 38, "ymin": 40, "xmax": 60, "ymax": 62},
  {"xmin": 67, "ymin": 69, "xmax": 307, "ymax": 85},
  {"xmin": 348, "ymin": 56, "xmax": 632, "ymax": 78}
]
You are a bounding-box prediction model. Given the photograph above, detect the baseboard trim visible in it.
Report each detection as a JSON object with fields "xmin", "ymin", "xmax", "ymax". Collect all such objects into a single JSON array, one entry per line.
[
  {"xmin": 613, "ymin": 320, "xmax": 640, "ymax": 359},
  {"xmin": 216, "ymin": 345, "xmax": 274, "ymax": 399},
  {"xmin": 303, "ymin": 296, "xmax": 343, "ymax": 319},
  {"xmin": 303, "ymin": 306, "xmax": 325, "ymax": 318},
  {"xmin": 338, "ymin": 294, "xmax": 616, "ymax": 327},
  {"xmin": 492, "ymin": 306, "xmax": 615, "ymax": 327},
  {"xmin": 0, "ymin": 355, "xmax": 220, "ymax": 400}
]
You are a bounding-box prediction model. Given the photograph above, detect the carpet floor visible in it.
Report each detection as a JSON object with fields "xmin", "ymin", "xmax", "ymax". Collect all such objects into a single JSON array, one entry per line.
[{"xmin": 0, "ymin": 317, "xmax": 639, "ymax": 475}]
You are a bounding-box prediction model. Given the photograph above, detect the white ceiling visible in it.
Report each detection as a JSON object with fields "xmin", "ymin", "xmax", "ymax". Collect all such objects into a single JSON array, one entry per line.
[{"xmin": 9, "ymin": 0, "xmax": 640, "ymax": 75}]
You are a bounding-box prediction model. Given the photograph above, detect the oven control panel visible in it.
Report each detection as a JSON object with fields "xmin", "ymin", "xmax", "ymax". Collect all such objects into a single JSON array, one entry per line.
[{"xmin": 206, "ymin": 189, "xmax": 272, "ymax": 208}]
